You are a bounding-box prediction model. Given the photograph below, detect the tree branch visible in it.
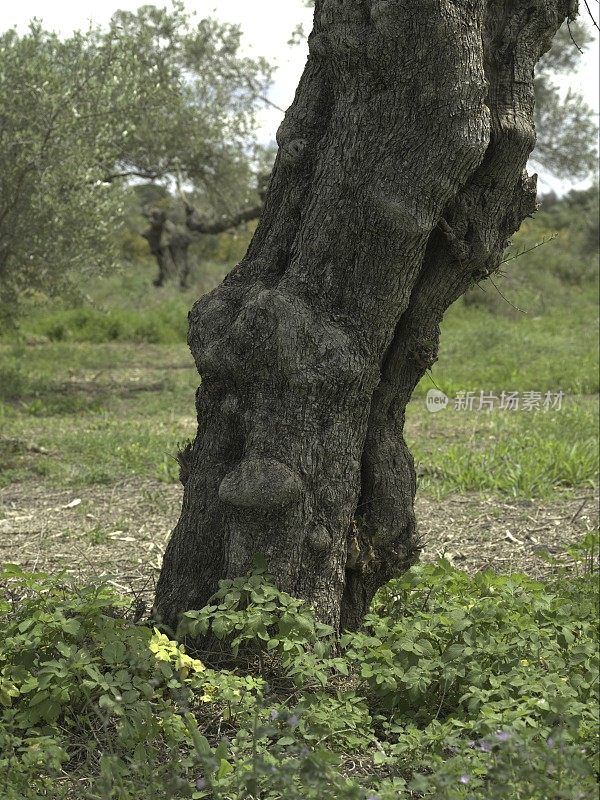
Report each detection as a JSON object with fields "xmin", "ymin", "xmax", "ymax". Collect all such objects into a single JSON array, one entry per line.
[
  {"xmin": 102, "ymin": 168, "xmax": 165, "ymax": 183},
  {"xmin": 185, "ymin": 202, "xmax": 262, "ymax": 235}
]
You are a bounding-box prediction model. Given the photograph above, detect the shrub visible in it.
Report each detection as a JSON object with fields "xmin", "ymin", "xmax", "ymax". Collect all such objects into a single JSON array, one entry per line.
[
  {"xmin": 25, "ymin": 307, "xmax": 188, "ymax": 345},
  {"xmin": 0, "ymin": 536, "xmax": 597, "ymax": 799}
]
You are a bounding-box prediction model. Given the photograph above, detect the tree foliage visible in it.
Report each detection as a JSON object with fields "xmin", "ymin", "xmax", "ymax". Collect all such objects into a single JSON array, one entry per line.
[
  {"xmin": 0, "ymin": 3, "xmax": 271, "ymax": 318},
  {"xmin": 531, "ymin": 21, "xmax": 598, "ymax": 179}
]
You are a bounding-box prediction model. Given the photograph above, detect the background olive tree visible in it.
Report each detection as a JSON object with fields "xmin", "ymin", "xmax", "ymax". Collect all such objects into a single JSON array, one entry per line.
[
  {"xmin": 532, "ymin": 21, "xmax": 598, "ymax": 179},
  {"xmin": 0, "ymin": 3, "xmax": 271, "ymax": 319}
]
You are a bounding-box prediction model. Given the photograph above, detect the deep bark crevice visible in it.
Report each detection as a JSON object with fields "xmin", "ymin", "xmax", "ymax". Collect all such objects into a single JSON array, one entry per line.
[{"xmin": 155, "ymin": 0, "xmax": 578, "ymax": 637}]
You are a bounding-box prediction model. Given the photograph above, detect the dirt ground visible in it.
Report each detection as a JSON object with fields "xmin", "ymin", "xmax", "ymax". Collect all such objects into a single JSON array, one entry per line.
[{"xmin": 0, "ymin": 479, "xmax": 597, "ymax": 608}]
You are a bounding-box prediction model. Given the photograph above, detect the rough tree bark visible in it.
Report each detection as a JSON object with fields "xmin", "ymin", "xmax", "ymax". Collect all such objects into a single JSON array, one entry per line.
[{"xmin": 155, "ymin": 0, "xmax": 578, "ymax": 634}]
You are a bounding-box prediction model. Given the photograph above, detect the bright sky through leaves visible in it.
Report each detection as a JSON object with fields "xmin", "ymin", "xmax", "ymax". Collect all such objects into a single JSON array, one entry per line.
[{"xmin": 2, "ymin": 0, "xmax": 597, "ymax": 192}]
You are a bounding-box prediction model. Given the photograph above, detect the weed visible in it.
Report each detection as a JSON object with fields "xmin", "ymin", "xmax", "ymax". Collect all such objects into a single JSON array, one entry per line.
[
  {"xmin": 86, "ymin": 526, "xmax": 110, "ymax": 546},
  {"xmin": 0, "ymin": 551, "xmax": 597, "ymax": 799}
]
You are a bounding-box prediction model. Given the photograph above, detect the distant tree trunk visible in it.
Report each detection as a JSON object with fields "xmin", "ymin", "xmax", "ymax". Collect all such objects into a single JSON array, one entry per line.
[
  {"xmin": 142, "ymin": 209, "xmax": 192, "ymax": 288},
  {"xmin": 143, "ymin": 202, "xmax": 264, "ymax": 289},
  {"xmin": 155, "ymin": 0, "xmax": 577, "ymax": 635}
]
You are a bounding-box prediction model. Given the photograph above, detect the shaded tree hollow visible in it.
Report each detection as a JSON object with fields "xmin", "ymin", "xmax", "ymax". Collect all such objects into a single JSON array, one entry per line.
[{"xmin": 155, "ymin": 0, "xmax": 578, "ymax": 635}]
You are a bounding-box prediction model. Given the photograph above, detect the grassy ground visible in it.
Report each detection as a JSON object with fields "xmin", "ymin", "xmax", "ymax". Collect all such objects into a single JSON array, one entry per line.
[
  {"xmin": 0, "ymin": 196, "xmax": 598, "ymax": 501},
  {"xmin": 0, "ymin": 343, "xmax": 198, "ymax": 487},
  {"xmin": 413, "ymin": 289, "xmax": 599, "ymax": 398},
  {"xmin": 1, "ymin": 336, "xmax": 597, "ymax": 499},
  {"xmin": 1, "ymin": 251, "xmax": 597, "ymax": 499}
]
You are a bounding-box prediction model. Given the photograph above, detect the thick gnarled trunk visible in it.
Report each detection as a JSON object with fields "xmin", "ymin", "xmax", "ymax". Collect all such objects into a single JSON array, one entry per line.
[{"xmin": 155, "ymin": 0, "xmax": 576, "ymax": 634}]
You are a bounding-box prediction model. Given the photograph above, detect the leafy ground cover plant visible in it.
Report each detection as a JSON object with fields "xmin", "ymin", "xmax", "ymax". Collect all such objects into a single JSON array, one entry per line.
[{"xmin": 0, "ymin": 535, "xmax": 597, "ymax": 798}]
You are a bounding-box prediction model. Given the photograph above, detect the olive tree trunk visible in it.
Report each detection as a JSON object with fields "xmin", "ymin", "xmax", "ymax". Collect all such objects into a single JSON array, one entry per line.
[
  {"xmin": 155, "ymin": 0, "xmax": 577, "ymax": 634},
  {"xmin": 143, "ymin": 203, "xmax": 264, "ymax": 289},
  {"xmin": 142, "ymin": 211, "xmax": 192, "ymax": 288}
]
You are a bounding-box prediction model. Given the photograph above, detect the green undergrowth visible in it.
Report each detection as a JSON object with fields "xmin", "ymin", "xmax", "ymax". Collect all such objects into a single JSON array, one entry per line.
[
  {"xmin": 23, "ymin": 304, "xmax": 189, "ymax": 345},
  {"xmin": 0, "ymin": 257, "xmax": 228, "ymax": 346},
  {"xmin": 1, "ymin": 534, "xmax": 598, "ymax": 799}
]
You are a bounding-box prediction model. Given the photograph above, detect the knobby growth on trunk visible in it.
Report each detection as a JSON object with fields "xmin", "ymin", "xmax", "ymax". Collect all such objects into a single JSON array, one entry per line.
[{"xmin": 155, "ymin": 0, "xmax": 578, "ymax": 635}]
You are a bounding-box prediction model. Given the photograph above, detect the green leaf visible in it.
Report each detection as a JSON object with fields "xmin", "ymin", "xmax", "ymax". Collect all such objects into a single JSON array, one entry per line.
[
  {"xmin": 102, "ymin": 640, "xmax": 127, "ymax": 664},
  {"xmin": 212, "ymin": 616, "xmax": 230, "ymax": 640},
  {"xmin": 443, "ymin": 643, "xmax": 465, "ymax": 662},
  {"xmin": 216, "ymin": 758, "xmax": 232, "ymax": 779},
  {"xmin": 277, "ymin": 736, "xmax": 296, "ymax": 747}
]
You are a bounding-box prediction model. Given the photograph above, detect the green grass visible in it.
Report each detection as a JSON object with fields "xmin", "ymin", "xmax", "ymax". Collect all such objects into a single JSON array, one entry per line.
[
  {"xmin": 406, "ymin": 210, "xmax": 600, "ymax": 497},
  {"xmin": 407, "ymin": 397, "xmax": 598, "ymax": 498},
  {"xmin": 415, "ymin": 287, "xmax": 599, "ymax": 397},
  {"xmin": 0, "ymin": 198, "xmax": 598, "ymax": 498},
  {"xmin": 0, "ymin": 343, "xmax": 197, "ymax": 487},
  {"xmin": 1, "ymin": 335, "xmax": 596, "ymax": 498}
]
